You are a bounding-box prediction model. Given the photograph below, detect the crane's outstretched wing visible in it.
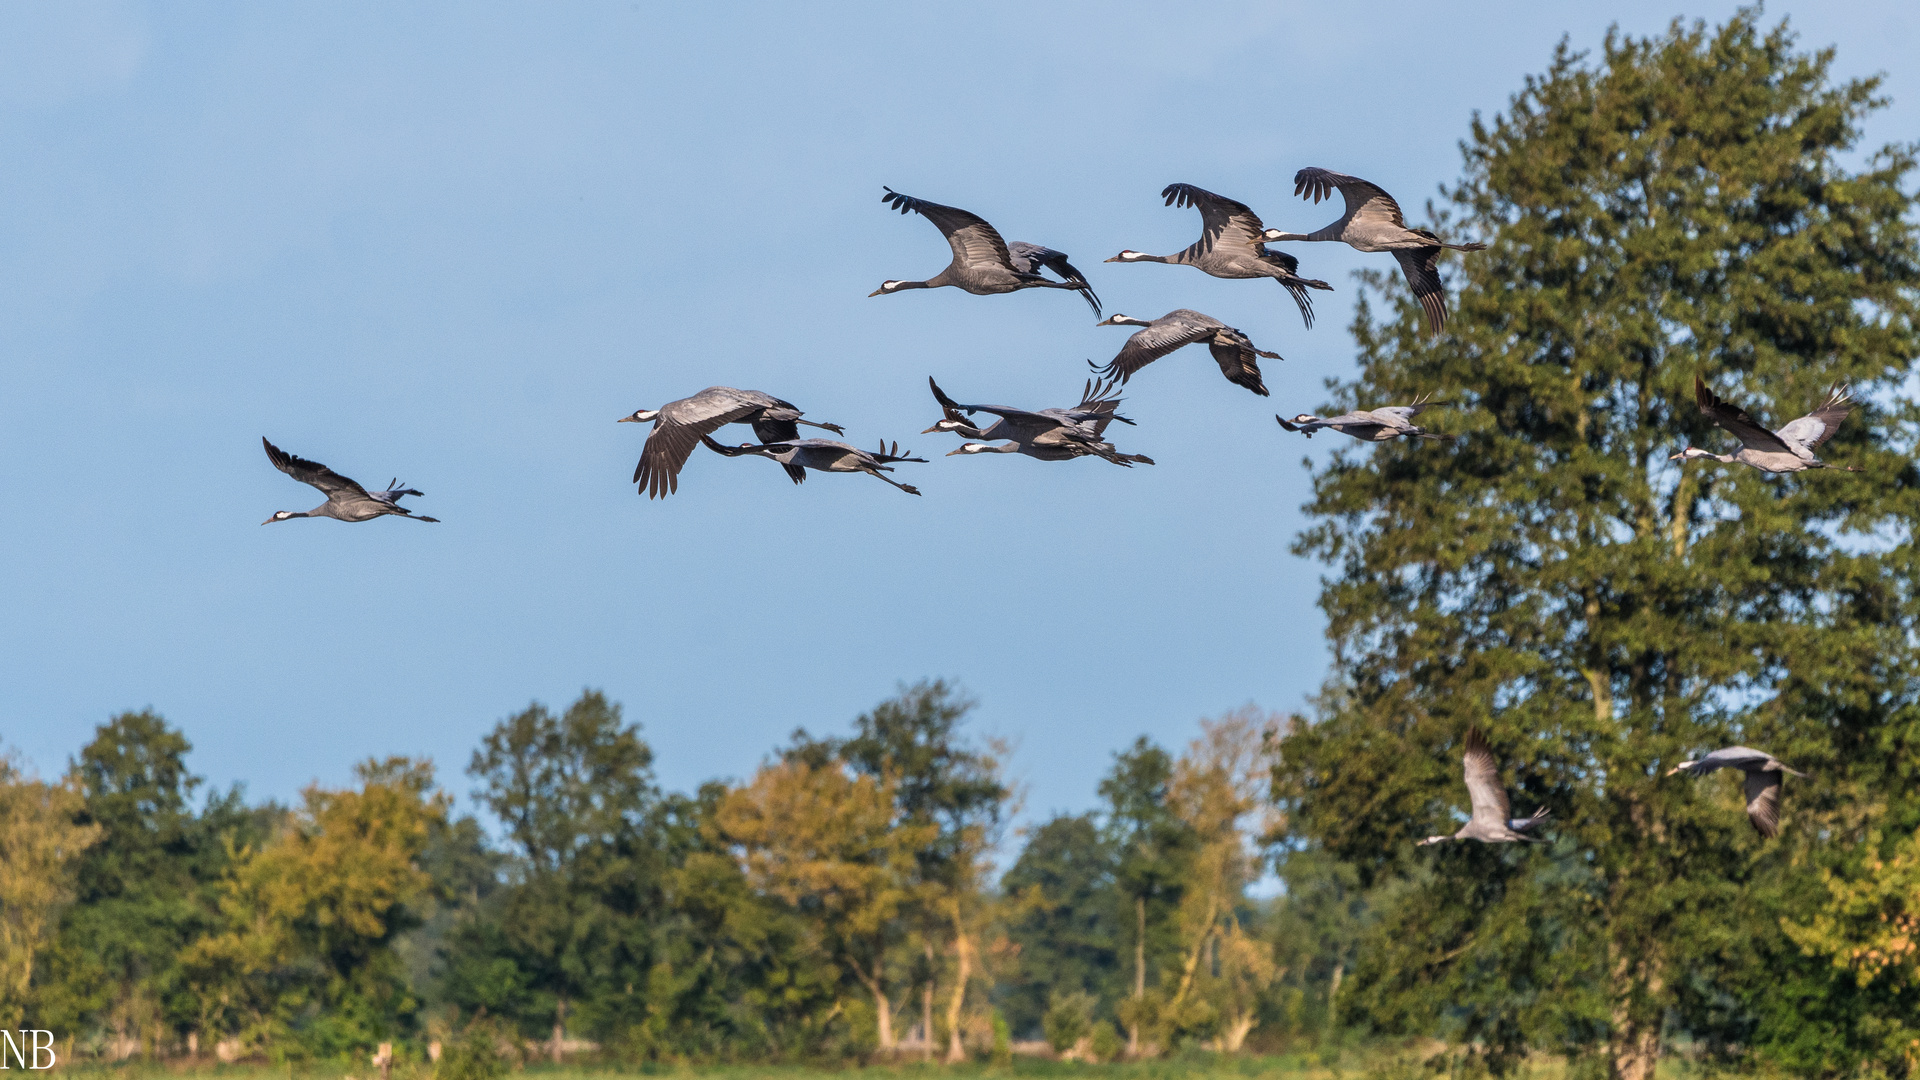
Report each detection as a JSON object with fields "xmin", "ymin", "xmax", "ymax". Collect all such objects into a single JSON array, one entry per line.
[
  {"xmin": 925, "ymin": 377, "xmax": 1049, "ymax": 428},
  {"xmin": 882, "ymin": 187, "xmax": 1015, "ymax": 272},
  {"xmin": 1258, "ymin": 247, "xmax": 1330, "ymax": 329},
  {"xmin": 1293, "ymin": 167, "xmax": 1409, "ymax": 229},
  {"xmin": 1744, "ymin": 769, "xmax": 1783, "ymax": 839},
  {"xmin": 1161, "ymin": 183, "xmax": 1267, "ymax": 253},
  {"xmin": 1461, "ymin": 728, "xmax": 1513, "ymax": 830},
  {"xmin": 1009, "ymin": 241, "xmax": 1102, "ymax": 316},
  {"xmin": 635, "ymin": 398, "xmax": 764, "ymax": 498},
  {"xmin": 699, "ymin": 435, "xmax": 809, "ymax": 484},
  {"xmin": 1694, "ymin": 376, "xmax": 1795, "ymax": 455},
  {"xmin": 1207, "ymin": 337, "xmax": 1272, "ymax": 397},
  {"xmin": 1093, "ymin": 312, "xmax": 1216, "ymax": 384},
  {"xmin": 1693, "ymin": 746, "xmax": 1780, "ymax": 774},
  {"xmin": 263, "ymin": 438, "xmax": 372, "ymax": 500},
  {"xmin": 1373, "ymin": 397, "xmax": 1449, "ymax": 424},
  {"xmin": 1391, "ymin": 244, "xmax": 1449, "ymax": 337},
  {"xmin": 865, "ymin": 440, "xmax": 928, "ymax": 465},
  {"xmin": 928, "ymin": 376, "xmax": 971, "ymax": 425},
  {"xmin": 1064, "ymin": 377, "xmax": 1131, "ymax": 435},
  {"xmin": 1775, "ymin": 385, "xmax": 1854, "ymax": 451}
]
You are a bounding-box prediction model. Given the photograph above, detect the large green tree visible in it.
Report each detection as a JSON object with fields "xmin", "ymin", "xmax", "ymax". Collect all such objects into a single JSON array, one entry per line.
[
  {"xmin": 1099, "ymin": 737, "xmax": 1192, "ymax": 1055},
  {"xmin": 1270, "ymin": 11, "xmax": 1920, "ymax": 1079},
  {"xmin": 998, "ymin": 813, "xmax": 1123, "ymax": 1039},
  {"xmin": 462, "ymin": 690, "xmax": 669, "ymax": 1056},
  {"xmin": 40, "ymin": 712, "xmax": 268, "ymax": 1054}
]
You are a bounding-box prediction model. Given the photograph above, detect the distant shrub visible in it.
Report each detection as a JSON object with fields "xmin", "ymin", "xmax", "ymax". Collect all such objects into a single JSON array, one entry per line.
[
  {"xmin": 1042, "ymin": 990, "xmax": 1095, "ymax": 1054},
  {"xmin": 435, "ymin": 1019, "xmax": 509, "ymax": 1080}
]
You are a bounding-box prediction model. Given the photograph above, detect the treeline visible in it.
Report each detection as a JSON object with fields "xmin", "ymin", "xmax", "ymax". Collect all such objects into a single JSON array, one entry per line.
[{"xmin": 0, "ymin": 685, "xmax": 1348, "ymax": 1065}]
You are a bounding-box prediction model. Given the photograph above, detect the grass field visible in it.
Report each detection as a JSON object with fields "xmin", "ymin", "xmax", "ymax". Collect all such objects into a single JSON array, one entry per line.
[
  {"xmin": 47, "ymin": 1055, "xmax": 1421, "ymax": 1080},
  {"xmin": 42, "ymin": 1051, "xmax": 1726, "ymax": 1080}
]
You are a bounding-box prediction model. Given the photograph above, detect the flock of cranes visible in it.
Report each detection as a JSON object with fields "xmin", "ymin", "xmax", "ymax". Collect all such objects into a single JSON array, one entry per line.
[{"xmin": 256, "ymin": 167, "xmax": 1849, "ymax": 843}]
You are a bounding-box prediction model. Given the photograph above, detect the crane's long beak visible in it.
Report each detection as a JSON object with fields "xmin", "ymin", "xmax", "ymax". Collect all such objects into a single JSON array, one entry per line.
[
  {"xmin": 921, "ymin": 423, "xmax": 945, "ymax": 434},
  {"xmin": 1095, "ymin": 316, "xmax": 1118, "ymax": 326},
  {"xmin": 945, "ymin": 446, "xmax": 971, "ymax": 456},
  {"xmin": 867, "ymin": 286, "xmax": 887, "ymax": 297},
  {"xmin": 260, "ymin": 516, "xmax": 278, "ymax": 525},
  {"xmin": 1664, "ymin": 764, "xmax": 1690, "ymax": 776},
  {"xmin": 617, "ymin": 415, "xmax": 638, "ymax": 423}
]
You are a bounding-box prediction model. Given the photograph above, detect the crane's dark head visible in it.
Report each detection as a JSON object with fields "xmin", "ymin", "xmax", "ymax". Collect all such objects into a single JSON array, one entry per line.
[
  {"xmin": 922, "ymin": 417, "xmax": 970, "ymax": 435},
  {"xmin": 1094, "ymin": 313, "xmax": 1131, "ymax": 327},
  {"xmin": 1669, "ymin": 446, "xmax": 1708, "ymax": 462},
  {"xmin": 869, "ymin": 280, "xmax": 907, "ymax": 297},
  {"xmin": 618, "ymin": 408, "xmax": 660, "ymax": 424},
  {"xmin": 1290, "ymin": 414, "xmax": 1318, "ymax": 425},
  {"xmin": 1259, "ymin": 228, "xmax": 1286, "ymax": 243},
  {"xmin": 262, "ymin": 510, "xmax": 300, "ymax": 525},
  {"xmin": 1104, "ymin": 250, "xmax": 1148, "ymax": 263},
  {"xmin": 946, "ymin": 443, "xmax": 996, "ymax": 456},
  {"xmin": 1665, "ymin": 759, "xmax": 1701, "ymax": 777}
]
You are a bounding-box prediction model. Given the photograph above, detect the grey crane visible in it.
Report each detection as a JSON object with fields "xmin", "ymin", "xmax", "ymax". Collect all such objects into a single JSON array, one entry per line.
[
  {"xmin": 1673, "ymin": 374, "xmax": 1861, "ymax": 475},
  {"xmin": 1093, "ymin": 309, "xmax": 1281, "ymax": 397},
  {"xmin": 260, "ymin": 437, "xmax": 439, "ymax": 525},
  {"xmin": 1106, "ymin": 184, "xmax": 1332, "ymax": 328},
  {"xmin": 869, "ymin": 189, "xmax": 1100, "ymax": 315},
  {"xmin": 1276, "ymin": 393, "xmax": 1453, "ymax": 442},
  {"xmin": 620, "ymin": 386, "xmax": 845, "ymax": 498},
  {"xmin": 1667, "ymin": 746, "xmax": 1809, "ymax": 839},
  {"xmin": 1417, "ymin": 728, "xmax": 1551, "ymax": 847},
  {"xmin": 923, "ymin": 376, "xmax": 1154, "ymax": 466},
  {"xmin": 701, "ymin": 436, "xmax": 928, "ymax": 496},
  {"xmin": 1261, "ymin": 168, "xmax": 1487, "ymax": 337}
]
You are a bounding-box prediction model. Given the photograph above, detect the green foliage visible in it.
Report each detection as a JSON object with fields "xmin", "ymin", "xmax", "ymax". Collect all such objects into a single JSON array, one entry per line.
[
  {"xmin": 185, "ymin": 757, "xmax": 445, "ymax": 1059},
  {"xmin": 990, "ymin": 1009, "xmax": 1012, "ymax": 1065},
  {"xmin": 1042, "ymin": 990, "xmax": 1095, "ymax": 1053},
  {"xmin": 434, "ymin": 1016, "xmax": 510, "ymax": 1080},
  {"xmin": 999, "ymin": 813, "xmax": 1122, "ymax": 1038},
  {"xmin": 462, "ymin": 690, "xmax": 668, "ymax": 1045},
  {"xmin": 34, "ymin": 712, "xmax": 267, "ymax": 1050},
  {"xmin": 1089, "ymin": 1019, "xmax": 1122, "ymax": 1062},
  {"xmin": 1270, "ymin": 8, "xmax": 1920, "ymax": 1077}
]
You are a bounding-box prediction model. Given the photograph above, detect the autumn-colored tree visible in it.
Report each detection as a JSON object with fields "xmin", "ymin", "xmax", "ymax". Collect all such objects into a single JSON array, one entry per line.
[
  {"xmin": 1781, "ymin": 826, "xmax": 1920, "ymax": 1063},
  {"xmin": 186, "ymin": 758, "xmax": 444, "ymax": 1057},
  {"xmin": 831, "ymin": 681, "xmax": 1008, "ymax": 1062},
  {"xmin": 1162, "ymin": 711, "xmax": 1280, "ymax": 1051},
  {"xmin": 0, "ymin": 752, "xmax": 100, "ymax": 1029},
  {"xmin": 713, "ymin": 756, "xmax": 932, "ymax": 1054}
]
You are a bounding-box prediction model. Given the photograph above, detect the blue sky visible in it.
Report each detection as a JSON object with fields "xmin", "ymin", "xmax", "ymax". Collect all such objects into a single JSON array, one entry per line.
[{"xmin": 2, "ymin": 2, "xmax": 1913, "ymax": 828}]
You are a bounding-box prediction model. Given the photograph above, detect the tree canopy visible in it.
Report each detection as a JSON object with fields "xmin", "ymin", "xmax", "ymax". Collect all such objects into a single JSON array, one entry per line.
[{"xmin": 1271, "ymin": 10, "xmax": 1920, "ymax": 1078}]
